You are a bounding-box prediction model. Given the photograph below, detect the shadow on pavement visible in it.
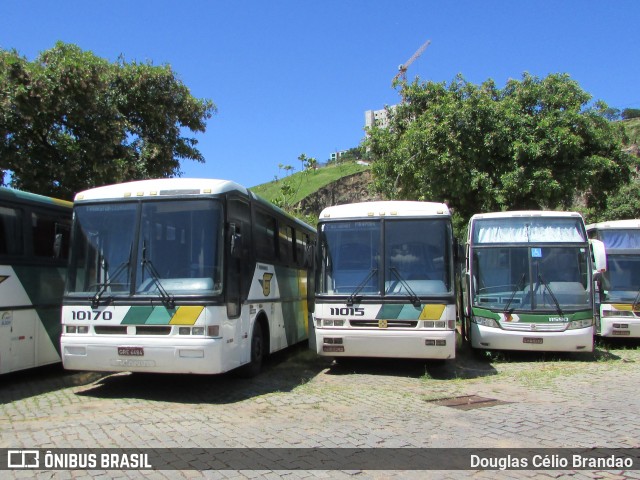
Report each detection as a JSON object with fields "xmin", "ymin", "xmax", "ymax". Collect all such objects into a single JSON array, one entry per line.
[
  {"xmin": 0, "ymin": 363, "xmax": 106, "ymax": 404},
  {"xmin": 74, "ymin": 342, "xmax": 333, "ymax": 404}
]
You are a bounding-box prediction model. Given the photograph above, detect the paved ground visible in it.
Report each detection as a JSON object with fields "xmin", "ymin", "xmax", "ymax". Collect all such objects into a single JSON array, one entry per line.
[{"xmin": 1, "ymin": 336, "xmax": 639, "ymax": 479}]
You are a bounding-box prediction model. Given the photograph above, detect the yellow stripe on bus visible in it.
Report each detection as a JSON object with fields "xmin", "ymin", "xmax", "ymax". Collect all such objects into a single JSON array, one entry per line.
[
  {"xmin": 169, "ymin": 306, "xmax": 205, "ymax": 325},
  {"xmin": 611, "ymin": 304, "xmax": 640, "ymax": 312},
  {"xmin": 419, "ymin": 304, "xmax": 446, "ymax": 320}
]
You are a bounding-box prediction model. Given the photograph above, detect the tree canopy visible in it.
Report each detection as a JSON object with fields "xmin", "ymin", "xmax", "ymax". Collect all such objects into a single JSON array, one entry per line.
[
  {"xmin": 365, "ymin": 73, "xmax": 637, "ymax": 229},
  {"xmin": 0, "ymin": 42, "xmax": 216, "ymax": 199}
]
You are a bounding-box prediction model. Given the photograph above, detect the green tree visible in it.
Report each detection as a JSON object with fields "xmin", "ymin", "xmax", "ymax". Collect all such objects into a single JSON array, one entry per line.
[
  {"xmin": 622, "ymin": 108, "xmax": 640, "ymax": 120},
  {"xmin": 365, "ymin": 73, "xmax": 636, "ymax": 229},
  {"xmin": 0, "ymin": 42, "xmax": 216, "ymax": 199}
]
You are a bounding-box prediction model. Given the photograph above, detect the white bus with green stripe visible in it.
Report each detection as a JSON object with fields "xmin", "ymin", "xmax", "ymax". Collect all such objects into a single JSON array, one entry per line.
[
  {"xmin": 314, "ymin": 201, "xmax": 457, "ymax": 359},
  {"xmin": 61, "ymin": 179, "xmax": 315, "ymax": 375},
  {"xmin": 587, "ymin": 219, "xmax": 640, "ymax": 338},
  {"xmin": 462, "ymin": 211, "xmax": 606, "ymax": 353},
  {"xmin": 0, "ymin": 187, "xmax": 72, "ymax": 374}
]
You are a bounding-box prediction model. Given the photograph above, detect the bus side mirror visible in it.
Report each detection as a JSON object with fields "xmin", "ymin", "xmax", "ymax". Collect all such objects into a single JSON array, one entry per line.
[
  {"xmin": 53, "ymin": 233, "xmax": 63, "ymax": 259},
  {"xmin": 230, "ymin": 223, "xmax": 242, "ymax": 259},
  {"xmin": 463, "ymin": 270, "xmax": 472, "ymax": 317},
  {"xmin": 590, "ymin": 239, "xmax": 607, "ymax": 273}
]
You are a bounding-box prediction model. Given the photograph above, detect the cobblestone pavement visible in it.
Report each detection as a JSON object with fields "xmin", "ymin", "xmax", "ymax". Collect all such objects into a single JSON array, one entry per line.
[{"xmin": 1, "ymin": 337, "xmax": 639, "ymax": 479}]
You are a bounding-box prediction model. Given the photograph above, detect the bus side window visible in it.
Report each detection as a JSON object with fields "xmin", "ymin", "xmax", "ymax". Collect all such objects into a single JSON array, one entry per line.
[{"xmin": 0, "ymin": 206, "xmax": 24, "ymax": 256}]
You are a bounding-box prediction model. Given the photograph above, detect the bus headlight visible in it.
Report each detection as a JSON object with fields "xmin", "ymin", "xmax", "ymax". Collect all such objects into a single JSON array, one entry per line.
[
  {"xmin": 318, "ymin": 319, "xmax": 345, "ymax": 327},
  {"xmin": 472, "ymin": 316, "xmax": 499, "ymax": 328},
  {"xmin": 65, "ymin": 326, "xmax": 89, "ymax": 334},
  {"xmin": 567, "ymin": 319, "xmax": 593, "ymax": 330}
]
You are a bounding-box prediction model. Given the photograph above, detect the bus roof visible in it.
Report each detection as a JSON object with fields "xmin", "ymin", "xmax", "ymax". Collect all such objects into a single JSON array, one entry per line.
[
  {"xmin": 586, "ymin": 219, "xmax": 640, "ymax": 230},
  {"xmin": 0, "ymin": 186, "xmax": 72, "ymax": 209},
  {"xmin": 319, "ymin": 201, "xmax": 450, "ymax": 220},
  {"xmin": 470, "ymin": 210, "xmax": 583, "ymax": 221},
  {"xmin": 74, "ymin": 178, "xmax": 249, "ymax": 201}
]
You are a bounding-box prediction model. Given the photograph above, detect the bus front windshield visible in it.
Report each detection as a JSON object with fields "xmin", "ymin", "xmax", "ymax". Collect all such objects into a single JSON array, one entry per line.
[
  {"xmin": 472, "ymin": 246, "xmax": 591, "ymax": 312},
  {"xmin": 318, "ymin": 218, "xmax": 452, "ymax": 297},
  {"xmin": 66, "ymin": 199, "xmax": 224, "ymax": 298},
  {"xmin": 593, "ymin": 229, "xmax": 640, "ymax": 303},
  {"xmin": 601, "ymin": 255, "xmax": 640, "ymax": 302}
]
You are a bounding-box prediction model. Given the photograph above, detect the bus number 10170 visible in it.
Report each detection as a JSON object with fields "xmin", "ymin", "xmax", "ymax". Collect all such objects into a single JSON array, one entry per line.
[{"xmin": 70, "ymin": 310, "xmax": 113, "ymax": 321}]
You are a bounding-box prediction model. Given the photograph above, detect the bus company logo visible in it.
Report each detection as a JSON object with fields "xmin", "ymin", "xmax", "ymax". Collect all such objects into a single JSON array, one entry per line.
[
  {"xmin": 8, "ymin": 450, "xmax": 39, "ymax": 468},
  {"xmin": 548, "ymin": 317, "xmax": 569, "ymax": 322},
  {"xmin": 1, "ymin": 311, "xmax": 12, "ymax": 326},
  {"xmin": 259, "ymin": 273, "xmax": 273, "ymax": 296},
  {"xmin": 378, "ymin": 319, "xmax": 388, "ymax": 329}
]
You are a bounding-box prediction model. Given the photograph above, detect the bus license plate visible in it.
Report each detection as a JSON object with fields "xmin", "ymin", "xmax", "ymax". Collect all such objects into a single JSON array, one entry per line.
[
  {"xmin": 118, "ymin": 347, "xmax": 144, "ymax": 356},
  {"xmin": 523, "ymin": 337, "xmax": 543, "ymax": 344}
]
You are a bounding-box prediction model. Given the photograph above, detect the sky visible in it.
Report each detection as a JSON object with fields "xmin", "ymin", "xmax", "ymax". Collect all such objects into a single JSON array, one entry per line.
[{"xmin": 1, "ymin": 1, "xmax": 639, "ymax": 188}]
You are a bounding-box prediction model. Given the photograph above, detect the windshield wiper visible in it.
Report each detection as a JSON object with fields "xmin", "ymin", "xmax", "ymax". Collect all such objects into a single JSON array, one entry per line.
[
  {"xmin": 537, "ymin": 273, "xmax": 563, "ymax": 316},
  {"xmin": 388, "ymin": 267, "xmax": 420, "ymax": 307},
  {"xmin": 347, "ymin": 268, "xmax": 377, "ymax": 306},
  {"xmin": 141, "ymin": 240, "xmax": 175, "ymax": 309},
  {"xmin": 503, "ymin": 273, "xmax": 526, "ymax": 314},
  {"xmin": 92, "ymin": 245, "xmax": 132, "ymax": 308}
]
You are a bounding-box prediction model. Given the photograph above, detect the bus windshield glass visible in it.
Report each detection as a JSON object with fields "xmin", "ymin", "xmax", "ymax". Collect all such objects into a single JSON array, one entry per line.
[
  {"xmin": 473, "ymin": 217, "xmax": 586, "ymax": 244},
  {"xmin": 601, "ymin": 255, "xmax": 640, "ymax": 302},
  {"xmin": 472, "ymin": 246, "xmax": 591, "ymax": 311},
  {"xmin": 318, "ymin": 218, "xmax": 452, "ymax": 296},
  {"xmin": 66, "ymin": 199, "xmax": 224, "ymax": 297}
]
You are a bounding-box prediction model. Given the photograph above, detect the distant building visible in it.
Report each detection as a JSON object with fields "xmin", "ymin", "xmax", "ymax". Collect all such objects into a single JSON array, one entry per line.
[
  {"xmin": 364, "ymin": 105, "xmax": 397, "ymax": 131},
  {"xmin": 330, "ymin": 150, "xmax": 348, "ymax": 163}
]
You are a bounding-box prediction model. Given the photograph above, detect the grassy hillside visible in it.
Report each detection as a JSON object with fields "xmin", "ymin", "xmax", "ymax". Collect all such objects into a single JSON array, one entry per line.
[
  {"xmin": 623, "ymin": 117, "xmax": 640, "ymax": 145},
  {"xmin": 250, "ymin": 162, "xmax": 370, "ymax": 205}
]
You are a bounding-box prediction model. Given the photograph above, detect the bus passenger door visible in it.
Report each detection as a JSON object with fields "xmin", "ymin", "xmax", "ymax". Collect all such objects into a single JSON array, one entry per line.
[
  {"xmin": 9, "ymin": 310, "xmax": 36, "ymax": 373},
  {"xmin": 226, "ymin": 197, "xmax": 253, "ymax": 365}
]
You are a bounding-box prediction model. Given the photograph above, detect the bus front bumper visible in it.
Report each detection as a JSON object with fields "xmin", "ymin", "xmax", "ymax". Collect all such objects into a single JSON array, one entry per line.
[
  {"xmin": 315, "ymin": 328, "xmax": 456, "ymax": 359},
  {"xmin": 60, "ymin": 335, "xmax": 228, "ymax": 374},
  {"xmin": 469, "ymin": 324, "xmax": 594, "ymax": 352},
  {"xmin": 599, "ymin": 317, "xmax": 640, "ymax": 338}
]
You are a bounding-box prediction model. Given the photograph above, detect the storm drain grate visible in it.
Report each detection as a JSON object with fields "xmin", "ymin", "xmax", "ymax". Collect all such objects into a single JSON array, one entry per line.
[{"xmin": 426, "ymin": 395, "xmax": 510, "ymax": 410}]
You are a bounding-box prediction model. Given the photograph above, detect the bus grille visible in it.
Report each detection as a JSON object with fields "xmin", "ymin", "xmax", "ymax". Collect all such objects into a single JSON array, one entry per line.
[
  {"xmin": 499, "ymin": 322, "xmax": 567, "ymax": 332},
  {"xmin": 136, "ymin": 326, "xmax": 172, "ymax": 335},
  {"xmin": 349, "ymin": 320, "xmax": 419, "ymax": 328},
  {"xmin": 93, "ymin": 326, "xmax": 172, "ymax": 335},
  {"xmin": 94, "ymin": 326, "xmax": 127, "ymax": 335}
]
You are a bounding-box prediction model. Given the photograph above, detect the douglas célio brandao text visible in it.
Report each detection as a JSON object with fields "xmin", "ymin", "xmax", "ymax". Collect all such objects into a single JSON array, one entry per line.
[{"xmin": 470, "ymin": 453, "xmax": 635, "ymax": 470}]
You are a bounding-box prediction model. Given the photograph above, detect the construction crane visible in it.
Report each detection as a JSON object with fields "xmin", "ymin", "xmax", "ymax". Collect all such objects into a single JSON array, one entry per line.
[{"xmin": 392, "ymin": 39, "xmax": 431, "ymax": 85}]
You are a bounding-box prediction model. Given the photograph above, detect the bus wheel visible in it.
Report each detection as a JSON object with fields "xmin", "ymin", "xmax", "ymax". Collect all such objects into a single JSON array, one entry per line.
[{"xmin": 238, "ymin": 321, "xmax": 264, "ymax": 378}]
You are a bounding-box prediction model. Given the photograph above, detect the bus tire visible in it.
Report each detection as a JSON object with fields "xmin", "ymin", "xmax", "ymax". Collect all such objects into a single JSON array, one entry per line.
[{"xmin": 238, "ymin": 321, "xmax": 264, "ymax": 378}]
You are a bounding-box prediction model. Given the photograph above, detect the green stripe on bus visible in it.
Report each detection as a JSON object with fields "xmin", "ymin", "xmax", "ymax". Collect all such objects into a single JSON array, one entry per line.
[{"xmin": 121, "ymin": 306, "xmax": 155, "ymax": 325}]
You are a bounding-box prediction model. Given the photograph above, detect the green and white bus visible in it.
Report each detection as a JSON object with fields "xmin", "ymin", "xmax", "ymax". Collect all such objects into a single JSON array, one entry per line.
[
  {"xmin": 61, "ymin": 178, "xmax": 315, "ymax": 376},
  {"xmin": 314, "ymin": 201, "xmax": 457, "ymax": 359},
  {"xmin": 462, "ymin": 211, "xmax": 605, "ymax": 353},
  {"xmin": 0, "ymin": 187, "xmax": 72, "ymax": 374},
  {"xmin": 587, "ymin": 219, "xmax": 640, "ymax": 338}
]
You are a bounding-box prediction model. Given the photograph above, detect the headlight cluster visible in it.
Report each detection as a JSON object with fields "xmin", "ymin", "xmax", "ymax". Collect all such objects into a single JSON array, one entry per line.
[
  {"xmin": 316, "ymin": 319, "xmax": 346, "ymax": 328},
  {"xmin": 567, "ymin": 319, "xmax": 593, "ymax": 330},
  {"xmin": 178, "ymin": 325, "xmax": 219, "ymax": 336},
  {"xmin": 65, "ymin": 326, "xmax": 89, "ymax": 334},
  {"xmin": 472, "ymin": 316, "xmax": 500, "ymax": 328},
  {"xmin": 423, "ymin": 320, "xmax": 456, "ymax": 330}
]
